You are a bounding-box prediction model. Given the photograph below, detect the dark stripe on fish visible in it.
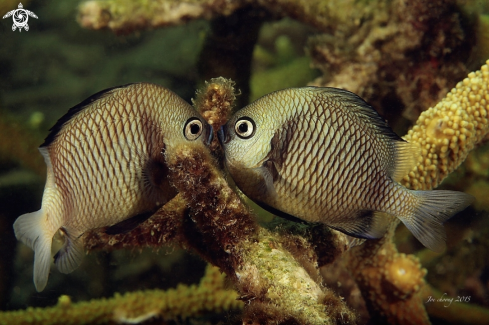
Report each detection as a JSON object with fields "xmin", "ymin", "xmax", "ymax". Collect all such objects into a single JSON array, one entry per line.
[
  {"xmin": 255, "ymin": 200, "xmax": 309, "ymax": 225},
  {"xmin": 105, "ymin": 210, "xmax": 156, "ymax": 235},
  {"xmin": 40, "ymin": 83, "xmax": 137, "ymax": 148}
]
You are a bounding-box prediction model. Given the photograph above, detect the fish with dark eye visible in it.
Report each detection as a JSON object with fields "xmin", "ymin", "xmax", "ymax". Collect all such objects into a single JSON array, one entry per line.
[
  {"xmin": 13, "ymin": 83, "xmax": 212, "ymax": 292},
  {"xmin": 219, "ymin": 87, "xmax": 473, "ymax": 252}
]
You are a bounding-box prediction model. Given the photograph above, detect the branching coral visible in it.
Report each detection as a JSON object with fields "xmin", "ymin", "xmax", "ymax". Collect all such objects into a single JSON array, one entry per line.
[
  {"xmin": 76, "ymin": 0, "xmax": 354, "ymax": 35},
  {"xmin": 7, "ymin": 60, "xmax": 489, "ymax": 323},
  {"xmin": 77, "ymin": 0, "xmax": 246, "ymax": 34},
  {"xmin": 0, "ymin": 264, "xmax": 243, "ymax": 325},
  {"xmin": 348, "ymin": 232, "xmax": 431, "ymax": 325},
  {"xmin": 347, "ymin": 60, "xmax": 489, "ymax": 325},
  {"xmin": 84, "ymin": 193, "xmax": 187, "ymax": 252},
  {"xmin": 77, "ymin": 78, "xmax": 356, "ymax": 324},
  {"xmin": 401, "ymin": 62, "xmax": 489, "ymax": 190},
  {"xmin": 7, "ymin": 0, "xmax": 489, "ymax": 321},
  {"xmin": 165, "ymin": 129, "xmax": 355, "ymax": 324},
  {"xmin": 307, "ymin": 0, "xmax": 472, "ymax": 130},
  {"xmin": 77, "ymin": 0, "xmax": 476, "ymax": 131}
]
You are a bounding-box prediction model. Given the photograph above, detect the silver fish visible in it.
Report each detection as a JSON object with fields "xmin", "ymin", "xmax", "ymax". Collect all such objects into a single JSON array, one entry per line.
[
  {"xmin": 14, "ymin": 83, "xmax": 212, "ymax": 291},
  {"xmin": 218, "ymin": 87, "xmax": 473, "ymax": 252}
]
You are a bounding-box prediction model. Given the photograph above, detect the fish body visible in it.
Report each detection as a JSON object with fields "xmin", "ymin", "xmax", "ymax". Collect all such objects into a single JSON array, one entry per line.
[
  {"xmin": 219, "ymin": 87, "xmax": 473, "ymax": 252},
  {"xmin": 14, "ymin": 83, "xmax": 212, "ymax": 291}
]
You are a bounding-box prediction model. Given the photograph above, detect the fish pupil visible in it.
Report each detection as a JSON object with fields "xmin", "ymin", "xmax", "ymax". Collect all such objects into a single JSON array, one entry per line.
[
  {"xmin": 238, "ymin": 123, "xmax": 248, "ymax": 133},
  {"xmin": 190, "ymin": 123, "xmax": 201, "ymax": 134}
]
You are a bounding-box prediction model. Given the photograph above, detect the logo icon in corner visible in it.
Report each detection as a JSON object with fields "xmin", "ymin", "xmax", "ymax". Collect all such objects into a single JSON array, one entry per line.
[{"xmin": 3, "ymin": 3, "xmax": 38, "ymax": 32}]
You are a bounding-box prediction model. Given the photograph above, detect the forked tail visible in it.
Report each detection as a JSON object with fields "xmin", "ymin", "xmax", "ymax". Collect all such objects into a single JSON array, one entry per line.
[{"xmin": 399, "ymin": 190, "xmax": 474, "ymax": 252}]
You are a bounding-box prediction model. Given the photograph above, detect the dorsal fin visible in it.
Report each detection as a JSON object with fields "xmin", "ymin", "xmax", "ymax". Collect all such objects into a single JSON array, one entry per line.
[{"xmin": 40, "ymin": 83, "xmax": 137, "ymax": 148}]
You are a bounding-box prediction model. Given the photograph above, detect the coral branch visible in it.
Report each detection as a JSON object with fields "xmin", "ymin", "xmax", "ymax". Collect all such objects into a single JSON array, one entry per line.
[
  {"xmin": 308, "ymin": 0, "xmax": 471, "ymax": 128},
  {"xmin": 347, "ymin": 227, "xmax": 431, "ymax": 325},
  {"xmin": 77, "ymin": 0, "xmax": 247, "ymax": 34},
  {"xmin": 402, "ymin": 60, "xmax": 489, "ymax": 190},
  {"xmin": 166, "ymin": 140, "xmax": 355, "ymax": 323},
  {"xmin": 0, "ymin": 264, "xmax": 242, "ymax": 325},
  {"xmin": 83, "ymin": 194, "xmax": 188, "ymax": 252},
  {"xmin": 347, "ymin": 60, "xmax": 489, "ymax": 324}
]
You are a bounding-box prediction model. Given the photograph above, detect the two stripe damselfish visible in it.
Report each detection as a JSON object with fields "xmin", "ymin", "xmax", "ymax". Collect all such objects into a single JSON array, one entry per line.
[
  {"xmin": 219, "ymin": 87, "xmax": 473, "ymax": 253},
  {"xmin": 14, "ymin": 83, "xmax": 212, "ymax": 292}
]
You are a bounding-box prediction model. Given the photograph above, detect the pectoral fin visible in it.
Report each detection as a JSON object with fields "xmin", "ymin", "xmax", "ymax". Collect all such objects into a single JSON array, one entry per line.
[{"xmin": 253, "ymin": 127, "xmax": 288, "ymax": 198}]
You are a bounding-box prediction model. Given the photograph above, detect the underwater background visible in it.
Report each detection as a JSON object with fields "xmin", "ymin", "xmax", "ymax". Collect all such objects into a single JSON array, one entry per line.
[{"xmin": 1, "ymin": 0, "xmax": 489, "ymax": 324}]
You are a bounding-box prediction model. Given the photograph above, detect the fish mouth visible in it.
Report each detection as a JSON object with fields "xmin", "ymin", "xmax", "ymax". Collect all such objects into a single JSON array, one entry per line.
[
  {"xmin": 217, "ymin": 125, "xmax": 230, "ymax": 145},
  {"xmin": 206, "ymin": 124, "xmax": 214, "ymax": 145}
]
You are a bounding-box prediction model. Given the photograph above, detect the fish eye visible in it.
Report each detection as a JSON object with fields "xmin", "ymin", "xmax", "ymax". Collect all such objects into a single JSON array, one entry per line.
[
  {"xmin": 234, "ymin": 117, "xmax": 256, "ymax": 139},
  {"xmin": 184, "ymin": 118, "xmax": 203, "ymax": 141}
]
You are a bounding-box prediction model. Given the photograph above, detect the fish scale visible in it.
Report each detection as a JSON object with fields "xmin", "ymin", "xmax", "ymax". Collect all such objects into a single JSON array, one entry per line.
[
  {"xmin": 13, "ymin": 83, "xmax": 212, "ymax": 291},
  {"xmin": 220, "ymin": 86, "xmax": 473, "ymax": 252}
]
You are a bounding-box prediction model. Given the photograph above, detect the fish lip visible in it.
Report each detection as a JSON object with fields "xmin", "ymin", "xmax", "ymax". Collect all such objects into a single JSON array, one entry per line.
[
  {"xmin": 218, "ymin": 125, "xmax": 230, "ymax": 145},
  {"xmin": 206, "ymin": 124, "xmax": 214, "ymax": 145}
]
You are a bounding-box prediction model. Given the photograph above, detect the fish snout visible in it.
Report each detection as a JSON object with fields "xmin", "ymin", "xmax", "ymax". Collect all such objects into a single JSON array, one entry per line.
[
  {"xmin": 218, "ymin": 125, "xmax": 231, "ymax": 145},
  {"xmin": 206, "ymin": 124, "xmax": 214, "ymax": 145}
]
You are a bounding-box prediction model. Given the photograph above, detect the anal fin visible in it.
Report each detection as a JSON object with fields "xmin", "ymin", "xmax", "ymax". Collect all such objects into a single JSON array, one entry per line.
[{"xmin": 328, "ymin": 211, "xmax": 394, "ymax": 240}]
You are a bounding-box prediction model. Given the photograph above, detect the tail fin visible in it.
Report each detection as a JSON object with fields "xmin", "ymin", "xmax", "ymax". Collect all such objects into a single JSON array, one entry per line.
[
  {"xmin": 400, "ymin": 190, "xmax": 474, "ymax": 253},
  {"xmin": 13, "ymin": 210, "xmax": 53, "ymax": 292}
]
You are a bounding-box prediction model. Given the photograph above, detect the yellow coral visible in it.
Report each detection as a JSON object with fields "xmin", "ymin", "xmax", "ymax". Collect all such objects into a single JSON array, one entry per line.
[
  {"xmin": 402, "ymin": 59, "xmax": 489, "ymax": 190},
  {"xmin": 349, "ymin": 60, "xmax": 489, "ymax": 325},
  {"xmin": 0, "ymin": 264, "xmax": 242, "ymax": 325},
  {"xmin": 384, "ymin": 253, "xmax": 427, "ymax": 300},
  {"xmin": 349, "ymin": 236, "xmax": 431, "ymax": 325}
]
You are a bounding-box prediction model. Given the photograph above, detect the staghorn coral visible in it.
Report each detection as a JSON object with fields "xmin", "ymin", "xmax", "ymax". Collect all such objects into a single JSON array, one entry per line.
[
  {"xmin": 77, "ymin": 0, "xmax": 244, "ymax": 34},
  {"xmin": 79, "ymin": 78, "xmax": 355, "ymax": 324},
  {"xmin": 347, "ymin": 60, "xmax": 489, "ymax": 325},
  {"xmin": 84, "ymin": 193, "xmax": 188, "ymax": 252},
  {"xmin": 307, "ymin": 0, "xmax": 472, "ymax": 130},
  {"xmin": 76, "ymin": 0, "xmax": 354, "ymax": 35},
  {"xmin": 401, "ymin": 60, "xmax": 489, "ymax": 190},
  {"xmin": 9, "ymin": 62, "xmax": 489, "ymax": 324},
  {"xmin": 77, "ymin": 0, "xmax": 476, "ymax": 131},
  {"xmin": 5, "ymin": 58, "xmax": 489, "ymax": 324},
  {"xmin": 347, "ymin": 224, "xmax": 432, "ymax": 325},
  {"xmin": 2, "ymin": 0, "xmax": 486, "ymax": 322},
  {"xmin": 165, "ymin": 139, "xmax": 356, "ymax": 324},
  {"xmin": 193, "ymin": 77, "xmax": 236, "ymax": 131},
  {"xmin": 0, "ymin": 264, "xmax": 243, "ymax": 325}
]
